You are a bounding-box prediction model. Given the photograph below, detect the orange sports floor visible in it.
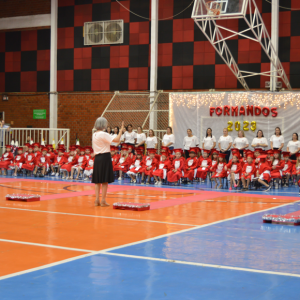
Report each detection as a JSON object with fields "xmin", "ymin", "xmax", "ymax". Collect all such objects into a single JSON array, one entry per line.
[{"xmin": 1, "ymin": 178, "xmax": 299, "ymax": 279}]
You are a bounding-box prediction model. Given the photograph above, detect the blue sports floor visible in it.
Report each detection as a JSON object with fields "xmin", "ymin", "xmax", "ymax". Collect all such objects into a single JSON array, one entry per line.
[{"xmin": 0, "ymin": 176, "xmax": 299, "ymax": 299}]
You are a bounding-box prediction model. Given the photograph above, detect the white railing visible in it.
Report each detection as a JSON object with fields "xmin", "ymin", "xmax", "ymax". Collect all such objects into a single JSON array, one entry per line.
[{"xmin": 0, "ymin": 128, "xmax": 70, "ymax": 153}]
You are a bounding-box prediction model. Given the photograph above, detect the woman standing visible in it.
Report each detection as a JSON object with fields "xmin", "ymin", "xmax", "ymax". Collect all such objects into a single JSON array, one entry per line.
[
  {"xmin": 218, "ymin": 128, "xmax": 233, "ymax": 163},
  {"xmin": 123, "ymin": 124, "xmax": 137, "ymax": 147},
  {"xmin": 146, "ymin": 129, "xmax": 158, "ymax": 149},
  {"xmin": 135, "ymin": 126, "xmax": 146, "ymax": 148},
  {"xmin": 251, "ymin": 130, "xmax": 268, "ymax": 150},
  {"xmin": 233, "ymin": 130, "xmax": 249, "ymax": 157},
  {"xmin": 202, "ymin": 128, "xmax": 216, "ymax": 152},
  {"xmin": 162, "ymin": 127, "xmax": 175, "ymax": 152},
  {"xmin": 270, "ymin": 127, "xmax": 284, "ymax": 150},
  {"xmin": 287, "ymin": 133, "xmax": 300, "ymax": 160},
  {"xmin": 111, "ymin": 126, "xmax": 120, "ymax": 147},
  {"xmin": 92, "ymin": 117, "xmax": 124, "ymax": 207},
  {"xmin": 183, "ymin": 129, "xmax": 199, "ymax": 158},
  {"xmin": 106, "ymin": 126, "xmax": 113, "ymax": 135}
]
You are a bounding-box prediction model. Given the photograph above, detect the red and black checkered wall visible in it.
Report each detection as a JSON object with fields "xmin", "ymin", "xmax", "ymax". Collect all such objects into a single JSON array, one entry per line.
[
  {"xmin": 1, "ymin": 0, "xmax": 300, "ymax": 92},
  {"xmin": 0, "ymin": 29, "xmax": 50, "ymax": 92}
]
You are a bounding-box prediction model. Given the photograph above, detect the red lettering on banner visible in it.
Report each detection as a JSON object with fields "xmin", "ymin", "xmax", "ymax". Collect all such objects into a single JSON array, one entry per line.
[
  {"xmin": 262, "ymin": 107, "xmax": 270, "ymax": 117},
  {"xmin": 255, "ymin": 106, "xmax": 261, "ymax": 116},
  {"xmin": 216, "ymin": 106, "xmax": 223, "ymax": 116},
  {"xmin": 247, "ymin": 105, "xmax": 254, "ymax": 116},
  {"xmin": 224, "ymin": 105, "xmax": 230, "ymax": 116},
  {"xmin": 231, "ymin": 106, "xmax": 238, "ymax": 116},
  {"xmin": 239, "ymin": 106, "xmax": 245, "ymax": 116},
  {"xmin": 271, "ymin": 107, "xmax": 278, "ymax": 117},
  {"xmin": 210, "ymin": 107, "xmax": 215, "ymax": 116}
]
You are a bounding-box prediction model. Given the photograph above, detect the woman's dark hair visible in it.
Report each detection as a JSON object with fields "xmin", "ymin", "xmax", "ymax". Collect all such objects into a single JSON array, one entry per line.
[
  {"xmin": 256, "ymin": 130, "xmax": 264, "ymax": 138},
  {"xmin": 292, "ymin": 132, "xmax": 299, "ymax": 140},
  {"xmin": 114, "ymin": 126, "xmax": 119, "ymax": 134},
  {"xmin": 167, "ymin": 126, "xmax": 173, "ymax": 133},
  {"xmin": 127, "ymin": 124, "xmax": 133, "ymax": 128},
  {"xmin": 149, "ymin": 129, "xmax": 155, "ymax": 137},
  {"xmin": 206, "ymin": 128, "xmax": 212, "ymax": 138},
  {"xmin": 137, "ymin": 126, "xmax": 143, "ymax": 132},
  {"xmin": 107, "ymin": 126, "xmax": 112, "ymax": 134},
  {"xmin": 275, "ymin": 127, "xmax": 282, "ymax": 136}
]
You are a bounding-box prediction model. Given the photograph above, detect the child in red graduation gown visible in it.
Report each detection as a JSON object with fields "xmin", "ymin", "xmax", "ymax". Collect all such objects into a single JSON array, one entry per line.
[
  {"xmin": 211, "ymin": 153, "xmax": 227, "ymax": 189},
  {"xmin": 22, "ymin": 146, "xmax": 36, "ymax": 173},
  {"xmin": 182, "ymin": 147, "xmax": 198, "ymax": 183},
  {"xmin": 196, "ymin": 149, "xmax": 212, "ymax": 181},
  {"xmin": 114, "ymin": 144, "xmax": 131, "ymax": 180},
  {"xmin": 0, "ymin": 145, "xmax": 14, "ymax": 175},
  {"xmin": 60, "ymin": 146, "xmax": 78, "ymax": 179},
  {"xmin": 70, "ymin": 147, "xmax": 87, "ymax": 180},
  {"xmin": 292, "ymin": 153, "xmax": 300, "ymax": 184},
  {"xmin": 140, "ymin": 149, "xmax": 158, "ymax": 184},
  {"xmin": 32, "ymin": 143, "xmax": 41, "ymax": 164},
  {"xmin": 281, "ymin": 151, "xmax": 293, "ymax": 187},
  {"xmin": 254, "ymin": 148, "xmax": 263, "ymax": 170},
  {"xmin": 153, "ymin": 150, "xmax": 171, "ymax": 185},
  {"xmin": 46, "ymin": 145, "xmax": 55, "ymax": 164},
  {"xmin": 241, "ymin": 152, "xmax": 255, "ymax": 191},
  {"xmin": 83, "ymin": 152, "xmax": 95, "ymax": 181},
  {"xmin": 111, "ymin": 146, "xmax": 119, "ymax": 169},
  {"xmin": 9, "ymin": 147, "xmax": 25, "ymax": 177},
  {"xmin": 167, "ymin": 149, "xmax": 185, "ymax": 184},
  {"xmin": 226, "ymin": 152, "xmax": 242, "ymax": 190},
  {"xmin": 255, "ymin": 155, "xmax": 272, "ymax": 191},
  {"xmin": 34, "ymin": 147, "xmax": 50, "ymax": 177},
  {"xmin": 84, "ymin": 146, "xmax": 92, "ymax": 160},
  {"xmin": 50, "ymin": 147, "xmax": 66, "ymax": 176},
  {"xmin": 127, "ymin": 148, "xmax": 144, "ymax": 183},
  {"xmin": 270, "ymin": 150, "xmax": 284, "ymax": 188},
  {"xmin": 209, "ymin": 149, "xmax": 219, "ymax": 173}
]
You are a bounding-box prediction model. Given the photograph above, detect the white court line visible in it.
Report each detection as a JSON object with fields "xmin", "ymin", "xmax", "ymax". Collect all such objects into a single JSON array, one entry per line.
[
  {"xmin": 0, "ymin": 238, "xmax": 95, "ymax": 253},
  {"xmin": 0, "ymin": 206, "xmax": 198, "ymax": 227},
  {"xmin": 0, "ymin": 199, "xmax": 299, "ymax": 281},
  {"xmin": 101, "ymin": 252, "xmax": 300, "ymax": 278}
]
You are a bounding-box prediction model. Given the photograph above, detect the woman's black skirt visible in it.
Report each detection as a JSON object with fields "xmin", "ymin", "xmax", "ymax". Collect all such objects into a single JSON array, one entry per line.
[{"xmin": 92, "ymin": 152, "xmax": 114, "ymax": 184}]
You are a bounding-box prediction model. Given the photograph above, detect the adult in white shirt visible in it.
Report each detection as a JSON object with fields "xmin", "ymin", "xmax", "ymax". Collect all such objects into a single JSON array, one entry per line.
[
  {"xmin": 111, "ymin": 126, "xmax": 121, "ymax": 147},
  {"xmin": 123, "ymin": 124, "xmax": 137, "ymax": 146},
  {"xmin": 218, "ymin": 128, "xmax": 233, "ymax": 163},
  {"xmin": 146, "ymin": 129, "xmax": 158, "ymax": 149},
  {"xmin": 162, "ymin": 127, "xmax": 175, "ymax": 152},
  {"xmin": 233, "ymin": 130, "xmax": 249, "ymax": 157},
  {"xmin": 202, "ymin": 128, "xmax": 216, "ymax": 151},
  {"xmin": 183, "ymin": 129, "xmax": 199, "ymax": 158},
  {"xmin": 287, "ymin": 133, "xmax": 300, "ymax": 160},
  {"xmin": 92, "ymin": 117, "xmax": 124, "ymax": 207},
  {"xmin": 270, "ymin": 127, "xmax": 284, "ymax": 150},
  {"xmin": 135, "ymin": 126, "xmax": 146, "ymax": 148},
  {"xmin": 251, "ymin": 130, "xmax": 268, "ymax": 150}
]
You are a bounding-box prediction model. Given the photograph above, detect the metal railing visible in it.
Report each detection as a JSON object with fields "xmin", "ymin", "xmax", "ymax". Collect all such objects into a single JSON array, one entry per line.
[{"xmin": 0, "ymin": 128, "xmax": 70, "ymax": 153}]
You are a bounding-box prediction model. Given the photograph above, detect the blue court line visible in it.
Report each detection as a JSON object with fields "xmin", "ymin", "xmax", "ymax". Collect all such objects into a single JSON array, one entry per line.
[
  {"xmin": 109, "ymin": 203, "xmax": 300, "ymax": 275},
  {"xmin": 0, "ymin": 254, "xmax": 299, "ymax": 300}
]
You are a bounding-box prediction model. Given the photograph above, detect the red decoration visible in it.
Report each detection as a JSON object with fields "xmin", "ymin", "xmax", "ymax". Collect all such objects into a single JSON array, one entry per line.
[
  {"xmin": 231, "ymin": 106, "xmax": 238, "ymax": 116},
  {"xmin": 215, "ymin": 106, "xmax": 222, "ymax": 116},
  {"xmin": 254, "ymin": 106, "xmax": 261, "ymax": 116},
  {"xmin": 113, "ymin": 202, "xmax": 150, "ymax": 211},
  {"xmin": 239, "ymin": 106, "xmax": 245, "ymax": 116},
  {"xmin": 271, "ymin": 107, "xmax": 278, "ymax": 117},
  {"xmin": 210, "ymin": 107, "xmax": 215, "ymax": 116},
  {"xmin": 223, "ymin": 105, "xmax": 230, "ymax": 116},
  {"xmin": 246, "ymin": 105, "xmax": 254, "ymax": 116},
  {"xmin": 262, "ymin": 107, "xmax": 270, "ymax": 117},
  {"xmin": 6, "ymin": 193, "xmax": 40, "ymax": 202}
]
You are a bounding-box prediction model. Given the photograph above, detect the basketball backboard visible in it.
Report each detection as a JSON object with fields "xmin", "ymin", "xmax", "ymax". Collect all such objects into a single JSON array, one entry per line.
[{"xmin": 192, "ymin": 0, "xmax": 246, "ymax": 20}]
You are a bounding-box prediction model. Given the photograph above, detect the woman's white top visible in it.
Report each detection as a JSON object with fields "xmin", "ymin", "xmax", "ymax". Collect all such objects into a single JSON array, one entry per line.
[
  {"xmin": 270, "ymin": 135, "xmax": 284, "ymax": 148},
  {"xmin": 218, "ymin": 135, "xmax": 233, "ymax": 150},
  {"xmin": 287, "ymin": 140, "xmax": 300, "ymax": 153},
  {"xmin": 183, "ymin": 135, "xmax": 199, "ymax": 150},
  {"xmin": 251, "ymin": 137, "xmax": 268, "ymax": 149},
  {"xmin": 93, "ymin": 131, "xmax": 114, "ymax": 154},
  {"xmin": 233, "ymin": 137, "xmax": 249, "ymax": 149},
  {"xmin": 136, "ymin": 133, "xmax": 146, "ymax": 144},
  {"xmin": 124, "ymin": 131, "xmax": 137, "ymax": 144},
  {"xmin": 146, "ymin": 136, "xmax": 158, "ymax": 149},
  {"xmin": 111, "ymin": 133, "xmax": 118, "ymax": 146},
  {"xmin": 162, "ymin": 134, "xmax": 175, "ymax": 147},
  {"xmin": 202, "ymin": 136, "xmax": 216, "ymax": 150}
]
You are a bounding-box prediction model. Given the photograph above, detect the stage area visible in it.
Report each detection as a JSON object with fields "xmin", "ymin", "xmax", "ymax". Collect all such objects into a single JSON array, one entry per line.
[{"xmin": 0, "ymin": 178, "xmax": 300, "ymax": 299}]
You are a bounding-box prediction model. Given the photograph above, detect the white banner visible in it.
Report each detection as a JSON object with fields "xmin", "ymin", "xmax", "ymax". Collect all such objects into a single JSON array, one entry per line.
[{"xmin": 169, "ymin": 92, "xmax": 300, "ymax": 150}]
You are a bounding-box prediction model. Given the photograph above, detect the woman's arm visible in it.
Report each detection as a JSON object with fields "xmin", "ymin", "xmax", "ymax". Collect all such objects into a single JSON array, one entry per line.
[
  {"xmin": 279, "ymin": 143, "xmax": 284, "ymax": 151},
  {"xmin": 225, "ymin": 143, "xmax": 232, "ymax": 151},
  {"xmin": 212, "ymin": 141, "xmax": 216, "ymax": 149},
  {"xmin": 270, "ymin": 141, "xmax": 273, "ymax": 150},
  {"xmin": 154, "ymin": 143, "xmax": 158, "ymax": 149},
  {"xmin": 112, "ymin": 122, "xmax": 124, "ymax": 143},
  {"xmin": 241, "ymin": 143, "xmax": 249, "ymax": 150}
]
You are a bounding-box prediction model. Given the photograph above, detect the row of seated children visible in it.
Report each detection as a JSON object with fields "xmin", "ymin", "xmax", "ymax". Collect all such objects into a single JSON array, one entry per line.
[
  {"xmin": 109, "ymin": 144, "xmax": 300, "ymax": 190},
  {"xmin": 0, "ymin": 143, "xmax": 95, "ymax": 181}
]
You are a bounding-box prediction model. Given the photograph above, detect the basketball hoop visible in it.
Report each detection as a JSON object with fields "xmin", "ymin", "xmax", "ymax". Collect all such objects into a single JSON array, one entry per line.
[{"xmin": 205, "ymin": 1, "xmax": 222, "ymax": 16}]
